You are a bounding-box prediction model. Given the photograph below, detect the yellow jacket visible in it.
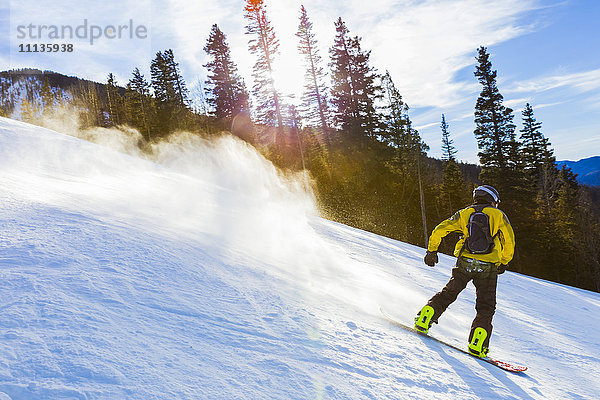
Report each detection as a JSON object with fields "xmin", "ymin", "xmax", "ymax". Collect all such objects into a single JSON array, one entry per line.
[{"xmin": 427, "ymin": 205, "xmax": 515, "ymax": 265}]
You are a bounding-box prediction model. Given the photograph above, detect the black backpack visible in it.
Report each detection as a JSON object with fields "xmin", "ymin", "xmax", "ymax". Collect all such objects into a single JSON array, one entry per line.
[{"xmin": 464, "ymin": 205, "xmax": 495, "ymax": 254}]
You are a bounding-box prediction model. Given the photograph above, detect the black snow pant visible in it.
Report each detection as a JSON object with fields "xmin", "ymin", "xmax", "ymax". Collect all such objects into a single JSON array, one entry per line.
[{"xmin": 427, "ymin": 257, "xmax": 498, "ymax": 349}]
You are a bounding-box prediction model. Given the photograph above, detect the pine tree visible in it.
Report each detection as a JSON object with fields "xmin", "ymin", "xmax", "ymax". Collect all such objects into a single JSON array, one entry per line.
[
  {"xmin": 126, "ymin": 68, "xmax": 153, "ymax": 140},
  {"xmin": 519, "ymin": 102, "xmax": 558, "ymax": 204},
  {"xmin": 162, "ymin": 49, "xmax": 190, "ymax": 110},
  {"xmin": 437, "ymin": 115, "xmax": 466, "ymax": 214},
  {"xmin": 40, "ymin": 77, "xmax": 56, "ymax": 117},
  {"xmin": 151, "ymin": 51, "xmax": 174, "ymax": 133},
  {"xmin": 473, "ymin": 46, "xmax": 526, "ymax": 197},
  {"xmin": 440, "ymin": 160, "xmax": 467, "ymax": 215},
  {"xmin": 512, "ymin": 105, "xmax": 598, "ymax": 289},
  {"xmin": 379, "ymin": 71, "xmax": 430, "ymax": 244},
  {"xmin": 73, "ymin": 80, "xmax": 104, "ymax": 128},
  {"xmin": 520, "ymin": 103, "xmax": 555, "ymax": 168},
  {"xmin": 204, "ymin": 24, "xmax": 249, "ymax": 128},
  {"xmin": 106, "ymin": 73, "xmax": 123, "ymax": 126},
  {"xmin": 380, "ymin": 72, "xmax": 428, "ymax": 162},
  {"xmin": 296, "ymin": 5, "xmax": 330, "ymax": 149},
  {"xmin": 575, "ymin": 189, "xmax": 600, "ymax": 291},
  {"xmin": 553, "ymin": 166, "xmax": 580, "ymax": 283},
  {"xmin": 440, "ymin": 114, "xmax": 457, "ymax": 162},
  {"xmin": 329, "ymin": 17, "xmax": 381, "ymax": 145},
  {"xmin": 151, "ymin": 52, "xmax": 171, "ymax": 105},
  {"xmin": 381, "ymin": 71, "xmax": 409, "ymax": 146},
  {"xmin": 473, "ymin": 46, "xmax": 518, "ymax": 175},
  {"xmin": 151, "ymin": 49, "xmax": 189, "ymax": 133},
  {"xmin": 244, "ymin": 0, "xmax": 284, "ymax": 147},
  {"xmin": 520, "ymin": 104, "xmax": 542, "ymax": 166},
  {"xmin": 286, "ymin": 104, "xmax": 308, "ymax": 173}
]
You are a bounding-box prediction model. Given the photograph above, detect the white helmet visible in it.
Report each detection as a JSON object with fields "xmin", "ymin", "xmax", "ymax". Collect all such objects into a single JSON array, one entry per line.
[{"xmin": 473, "ymin": 185, "xmax": 500, "ymax": 204}]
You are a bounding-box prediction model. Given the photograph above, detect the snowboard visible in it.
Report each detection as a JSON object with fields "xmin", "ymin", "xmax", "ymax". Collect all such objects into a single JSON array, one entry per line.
[{"xmin": 380, "ymin": 307, "xmax": 527, "ymax": 373}]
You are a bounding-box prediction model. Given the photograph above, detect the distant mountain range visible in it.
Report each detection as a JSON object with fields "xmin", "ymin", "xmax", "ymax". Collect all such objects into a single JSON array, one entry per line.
[{"xmin": 557, "ymin": 156, "xmax": 600, "ymax": 186}]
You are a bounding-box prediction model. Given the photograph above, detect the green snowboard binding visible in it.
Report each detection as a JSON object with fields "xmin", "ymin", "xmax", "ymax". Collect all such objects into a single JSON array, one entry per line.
[
  {"xmin": 414, "ymin": 305, "xmax": 435, "ymax": 334},
  {"xmin": 468, "ymin": 327, "xmax": 489, "ymax": 358}
]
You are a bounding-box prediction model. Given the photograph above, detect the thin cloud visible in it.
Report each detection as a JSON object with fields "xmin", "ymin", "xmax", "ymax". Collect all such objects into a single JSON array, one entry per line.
[
  {"xmin": 414, "ymin": 121, "xmax": 439, "ymax": 131},
  {"xmin": 353, "ymin": 0, "xmax": 544, "ymax": 108},
  {"xmin": 534, "ymin": 100, "xmax": 567, "ymax": 110},
  {"xmin": 504, "ymin": 97, "xmax": 533, "ymax": 112},
  {"xmin": 552, "ymin": 131, "xmax": 600, "ymax": 161},
  {"xmin": 508, "ymin": 68, "xmax": 600, "ymax": 94}
]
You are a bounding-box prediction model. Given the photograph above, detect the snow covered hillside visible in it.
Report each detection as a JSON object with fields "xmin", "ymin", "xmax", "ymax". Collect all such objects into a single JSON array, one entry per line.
[{"xmin": 0, "ymin": 116, "xmax": 598, "ymax": 399}]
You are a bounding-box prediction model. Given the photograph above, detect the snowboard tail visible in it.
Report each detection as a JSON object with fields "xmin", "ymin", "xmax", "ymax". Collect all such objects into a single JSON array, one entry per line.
[{"xmin": 380, "ymin": 307, "xmax": 527, "ymax": 373}]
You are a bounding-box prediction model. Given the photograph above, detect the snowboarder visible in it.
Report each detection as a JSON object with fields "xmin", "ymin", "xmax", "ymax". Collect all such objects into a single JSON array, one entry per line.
[{"xmin": 415, "ymin": 185, "xmax": 515, "ymax": 358}]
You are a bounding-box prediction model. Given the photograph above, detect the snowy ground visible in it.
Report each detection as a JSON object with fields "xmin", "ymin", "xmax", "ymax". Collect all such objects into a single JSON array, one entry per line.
[{"xmin": 0, "ymin": 116, "xmax": 598, "ymax": 399}]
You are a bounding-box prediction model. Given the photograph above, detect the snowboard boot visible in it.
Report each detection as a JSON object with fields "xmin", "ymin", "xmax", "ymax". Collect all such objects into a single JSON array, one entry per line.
[
  {"xmin": 414, "ymin": 305, "xmax": 435, "ymax": 334},
  {"xmin": 468, "ymin": 327, "xmax": 489, "ymax": 358}
]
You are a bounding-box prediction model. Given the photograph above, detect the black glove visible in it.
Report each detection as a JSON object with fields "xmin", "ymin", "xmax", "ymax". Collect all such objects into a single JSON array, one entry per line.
[
  {"xmin": 497, "ymin": 264, "xmax": 507, "ymax": 274},
  {"xmin": 424, "ymin": 251, "xmax": 438, "ymax": 267}
]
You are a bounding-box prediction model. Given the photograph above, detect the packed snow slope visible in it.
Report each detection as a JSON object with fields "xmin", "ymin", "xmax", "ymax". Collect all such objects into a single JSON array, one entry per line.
[{"xmin": 0, "ymin": 117, "xmax": 598, "ymax": 400}]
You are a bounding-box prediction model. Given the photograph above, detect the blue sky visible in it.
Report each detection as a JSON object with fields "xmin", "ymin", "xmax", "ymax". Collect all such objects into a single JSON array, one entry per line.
[{"xmin": 1, "ymin": 0, "xmax": 598, "ymax": 163}]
